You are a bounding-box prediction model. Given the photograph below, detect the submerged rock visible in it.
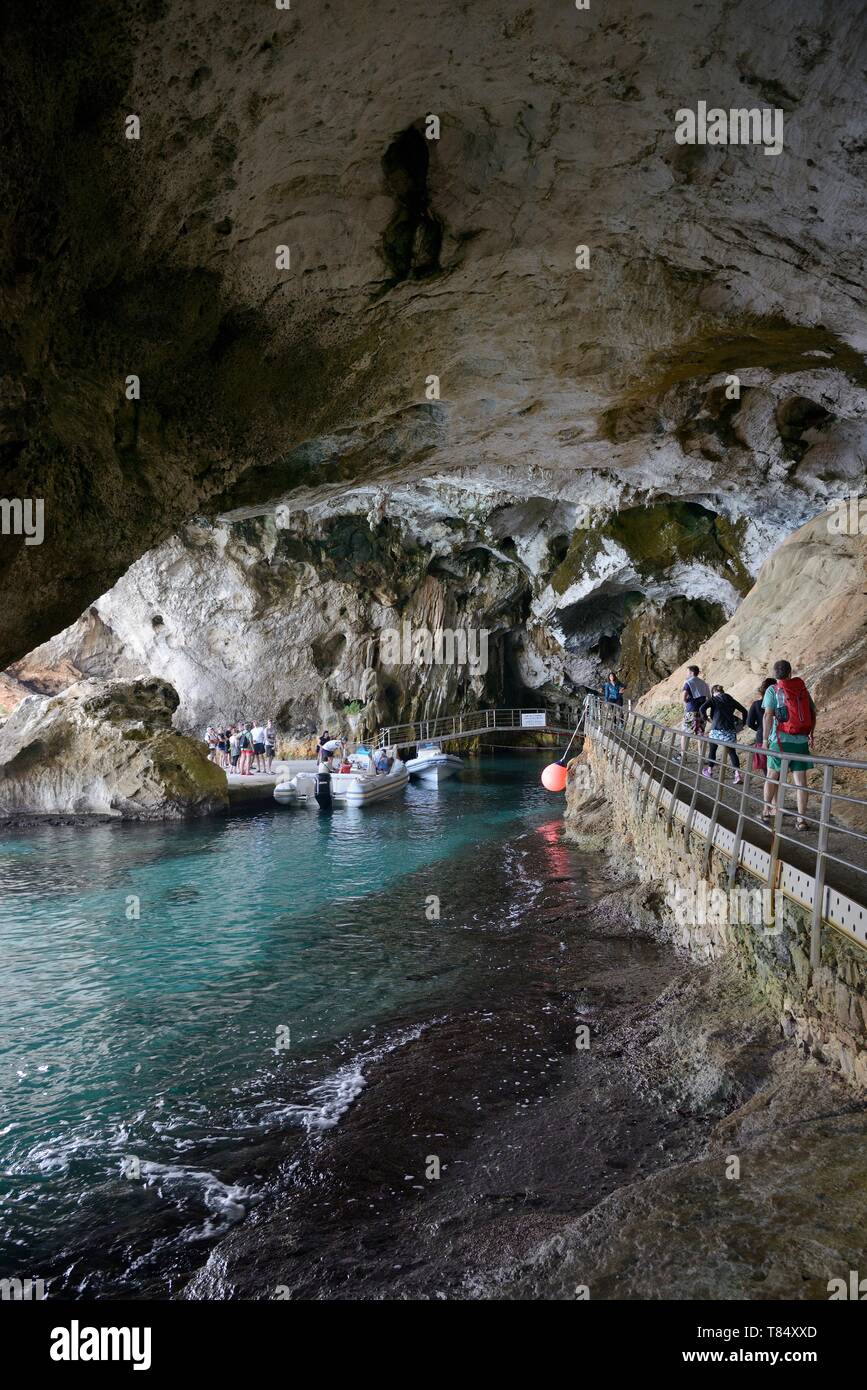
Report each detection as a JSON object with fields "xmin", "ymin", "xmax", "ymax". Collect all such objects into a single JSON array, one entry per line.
[{"xmin": 0, "ymin": 677, "xmax": 227, "ymax": 820}]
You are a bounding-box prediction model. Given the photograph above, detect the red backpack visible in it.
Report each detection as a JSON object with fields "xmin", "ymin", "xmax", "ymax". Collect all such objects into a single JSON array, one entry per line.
[{"xmin": 774, "ymin": 677, "xmax": 813, "ymax": 736}]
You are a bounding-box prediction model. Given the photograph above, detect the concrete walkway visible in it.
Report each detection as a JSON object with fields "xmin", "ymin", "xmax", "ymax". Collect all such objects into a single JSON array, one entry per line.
[
  {"xmin": 225, "ymin": 759, "xmax": 315, "ymax": 805},
  {"xmin": 624, "ymin": 739, "xmax": 867, "ymax": 910}
]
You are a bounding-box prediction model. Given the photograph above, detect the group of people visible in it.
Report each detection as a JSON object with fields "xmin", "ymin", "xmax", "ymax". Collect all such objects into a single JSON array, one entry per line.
[
  {"xmin": 603, "ymin": 658, "xmax": 817, "ymax": 831},
  {"xmin": 204, "ymin": 720, "xmax": 276, "ymax": 775}
]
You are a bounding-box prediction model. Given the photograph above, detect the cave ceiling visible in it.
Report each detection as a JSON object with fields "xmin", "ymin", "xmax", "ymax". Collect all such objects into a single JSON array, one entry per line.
[{"xmin": 1, "ymin": 0, "xmax": 865, "ymax": 667}]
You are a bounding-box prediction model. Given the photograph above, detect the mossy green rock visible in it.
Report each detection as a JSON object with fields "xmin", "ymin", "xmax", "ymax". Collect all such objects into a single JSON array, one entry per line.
[
  {"xmin": 551, "ymin": 501, "xmax": 751, "ymax": 598},
  {"xmin": 0, "ymin": 677, "xmax": 227, "ymax": 820}
]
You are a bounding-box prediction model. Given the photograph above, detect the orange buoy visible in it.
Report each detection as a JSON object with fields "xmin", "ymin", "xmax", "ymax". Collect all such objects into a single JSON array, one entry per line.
[{"xmin": 541, "ymin": 760, "xmax": 568, "ymax": 792}]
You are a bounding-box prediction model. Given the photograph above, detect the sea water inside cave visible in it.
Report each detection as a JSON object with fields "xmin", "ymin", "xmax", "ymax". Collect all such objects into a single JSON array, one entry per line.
[{"xmin": 0, "ymin": 753, "xmax": 584, "ymax": 1295}]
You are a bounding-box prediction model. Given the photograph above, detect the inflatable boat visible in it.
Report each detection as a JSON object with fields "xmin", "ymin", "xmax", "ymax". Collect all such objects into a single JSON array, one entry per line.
[
  {"xmin": 274, "ymin": 749, "xmax": 408, "ymax": 808},
  {"xmin": 405, "ymin": 742, "xmax": 464, "ymax": 783}
]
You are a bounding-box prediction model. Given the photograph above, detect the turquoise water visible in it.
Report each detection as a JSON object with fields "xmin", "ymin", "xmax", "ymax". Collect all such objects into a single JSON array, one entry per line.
[{"xmin": 0, "ymin": 755, "xmax": 558, "ymax": 1293}]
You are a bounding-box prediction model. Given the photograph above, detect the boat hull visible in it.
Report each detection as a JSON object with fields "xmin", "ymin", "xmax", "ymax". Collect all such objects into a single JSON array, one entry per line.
[
  {"xmin": 406, "ymin": 754, "xmax": 463, "ymax": 783},
  {"xmin": 341, "ymin": 766, "xmax": 409, "ymax": 806},
  {"xmin": 277, "ymin": 764, "xmax": 409, "ymax": 807},
  {"xmin": 273, "ymin": 781, "xmax": 307, "ymax": 804}
]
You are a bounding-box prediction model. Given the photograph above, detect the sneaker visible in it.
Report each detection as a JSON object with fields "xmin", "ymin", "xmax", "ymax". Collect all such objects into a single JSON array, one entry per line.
[
  {"xmin": 733, "ymin": 771, "xmax": 742, "ymax": 784},
  {"xmin": 701, "ymin": 767, "xmax": 712, "ymax": 778}
]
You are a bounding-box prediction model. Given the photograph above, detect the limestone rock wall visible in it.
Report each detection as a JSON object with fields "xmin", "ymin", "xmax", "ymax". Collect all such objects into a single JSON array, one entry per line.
[
  {"xmin": 8, "ymin": 507, "xmax": 529, "ymax": 737},
  {"xmin": 4, "ymin": 479, "xmax": 776, "ymax": 734},
  {"xmin": 2, "ymin": 0, "xmax": 866, "ymax": 669}
]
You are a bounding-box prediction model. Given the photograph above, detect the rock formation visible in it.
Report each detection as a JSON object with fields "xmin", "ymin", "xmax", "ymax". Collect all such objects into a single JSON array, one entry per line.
[
  {"xmin": 639, "ymin": 507, "xmax": 867, "ymax": 767},
  {"xmin": 2, "ymin": 0, "xmax": 866, "ymax": 680},
  {"xmin": 0, "ymin": 677, "xmax": 227, "ymax": 819},
  {"xmin": 2, "ymin": 482, "xmax": 780, "ymax": 735}
]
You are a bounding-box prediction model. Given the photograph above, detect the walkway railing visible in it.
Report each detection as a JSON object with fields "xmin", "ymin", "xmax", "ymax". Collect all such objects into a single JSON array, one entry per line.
[
  {"xmin": 376, "ymin": 706, "xmax": 577, "ymax": 751},
  {"xmin": 584, "ymin": 695, "xmax": 867, "ymax": 963}
]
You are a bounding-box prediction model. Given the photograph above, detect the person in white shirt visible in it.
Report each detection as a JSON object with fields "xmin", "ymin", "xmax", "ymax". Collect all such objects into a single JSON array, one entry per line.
[{"xmin": 250, "ymin": 723, "xmax": 267, "ymax": 773}]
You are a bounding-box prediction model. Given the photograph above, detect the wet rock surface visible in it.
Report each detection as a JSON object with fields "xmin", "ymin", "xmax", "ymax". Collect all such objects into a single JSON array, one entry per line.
[{"xmin": 178, "ymin": 832, "xmax": 866, "ymax": 1301}]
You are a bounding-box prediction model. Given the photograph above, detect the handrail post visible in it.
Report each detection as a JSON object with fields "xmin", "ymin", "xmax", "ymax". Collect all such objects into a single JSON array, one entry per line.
[
  {"xmin": 653, "ymin": 728, "xmax": 674, "ymax": 818},
  {"xmin": 683, "ymin": 727, "xmax": 706, "ymax": 845},
  {"xmin": 617, "ymin": 711, "xmax": 632, "ymax": 775},
  {"xmin": 666, "ymin": 726, "xmax": 685, "ymax": 835},
  {"xmin": 767, "ymin": 754, "xmax": 788, "ymax": 918},
  {"xmin": 809, "ymin": 764, "xmax": 833, "ymax": 977},
  {"xmin": 609, "ymin": 704, "xmax": 620, "ymax": 765},
  {"xmin": 701, "ymin": 752, "xmax": 726, "ymax": 877},
  {"xmin": 727, "ymin": 760, "xmax": 752, "ymax": 889},
  {"xmin": 617, "ymin": 712, "xmax": 631, "ymax": 774},
  {"xmin": 637, "ymin": 719, "xmax": 657, "ymax": 817},
  {"xmin": 626, "ymin": 712, "xmax": 637, "ymax": 777},
  {"xmin": 630, "ymin": 711, "xmax": 643, "ymax": 784}
]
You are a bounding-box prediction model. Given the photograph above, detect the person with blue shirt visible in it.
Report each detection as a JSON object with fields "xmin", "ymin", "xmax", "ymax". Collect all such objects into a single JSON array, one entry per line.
[{"xmin": 602, "ymin": 670, "xmax": 625, "ymax": 706}]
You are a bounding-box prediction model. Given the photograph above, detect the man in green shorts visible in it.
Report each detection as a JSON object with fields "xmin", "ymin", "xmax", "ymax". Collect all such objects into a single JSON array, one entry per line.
[{"xmin": 762, "ymin": 659, "xmax": 817, "ymax": 831}]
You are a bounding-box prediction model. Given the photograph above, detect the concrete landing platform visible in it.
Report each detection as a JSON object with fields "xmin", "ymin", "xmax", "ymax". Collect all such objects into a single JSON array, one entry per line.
[{"xmin": 226, "ymin": 759, "xmax": 315, "ymax": 806}]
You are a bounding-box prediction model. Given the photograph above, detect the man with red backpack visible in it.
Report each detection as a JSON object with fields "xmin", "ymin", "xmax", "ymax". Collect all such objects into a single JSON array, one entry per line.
[{"xmin": 762, "ymin": 660, "xmax": 817, "ymax": 831}]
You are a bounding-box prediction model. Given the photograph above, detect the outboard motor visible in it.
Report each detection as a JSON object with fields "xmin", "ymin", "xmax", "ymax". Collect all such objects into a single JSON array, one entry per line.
[{"xmin": 314, "ymin": 768, "xmax": 332, "ymax": 811}]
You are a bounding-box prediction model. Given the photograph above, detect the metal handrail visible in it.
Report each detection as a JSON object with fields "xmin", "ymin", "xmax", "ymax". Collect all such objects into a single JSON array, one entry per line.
[
  {"xmin": 583, "ymin": 694, "xmax": 867, "ymax": 965},
  {"xmin": 374, "ymin": 706, "xmax": 577, "ymax": 750}
]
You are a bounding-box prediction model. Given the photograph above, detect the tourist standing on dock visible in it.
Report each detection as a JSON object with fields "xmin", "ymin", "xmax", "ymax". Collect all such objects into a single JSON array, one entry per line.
[
  {"xmin": 237, "ymin": 723, "xmax": 253, "ymax": 775},
  {"xmin": 251, "ymin": 721, "xmax": 267, "ymax": 773},
  {"xmin": 264, "ymin": 720, "xmax": 276, "ymax": 773}
]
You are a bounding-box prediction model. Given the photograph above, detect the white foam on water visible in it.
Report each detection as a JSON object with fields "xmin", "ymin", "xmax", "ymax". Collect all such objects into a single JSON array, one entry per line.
[
  {"xmin": 133, "ymin": 1159, "xmax": 250, "ymax": 1240},
  {"xmin": 269, "ymin": 1020, "xmax": 436, "ymax": 1134},
  {"xmin": 498, "ymin": 843, "xmax": 544, "ymax": 926}
]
